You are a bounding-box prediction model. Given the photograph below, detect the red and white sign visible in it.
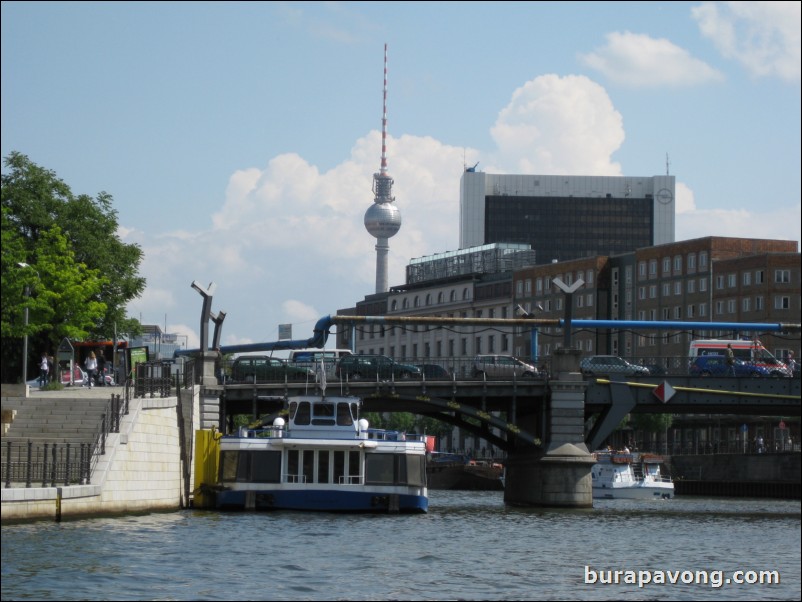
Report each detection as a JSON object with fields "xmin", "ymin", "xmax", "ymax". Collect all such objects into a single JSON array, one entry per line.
[{"xmin": 653, "ymin": 381, "xmax": 676, "ymax": 403}]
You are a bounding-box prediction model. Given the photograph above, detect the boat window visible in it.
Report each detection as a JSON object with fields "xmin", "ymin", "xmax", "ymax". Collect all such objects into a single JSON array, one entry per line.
[
  {"xmin": 333, "ymin": 451, "xmax": 345, "ymax": 483},
  {"xmin": 287, "ymin": 450, "xmax": 299, "ymax": 482},
  {"xmin": 288, "ymin": 401, "xmax": 298, "ymax": 420},
  {"xmin": 349, "ymin": 451, "xmax": 360, "ymax": 483},
  {"xmin": 406, "ymin": 455, "xmax": 425, "ymax": 487},
  {"xmin": 303, "ymin": 450, "xmax": 314, "ymax": 484},
  {"xmin": 336, "ymin": 402, "xmax": 354, "ymax": 426},
  {"xmin": 318, "ymin": 450, "xmax": 330, "ymax": 483},
  {"xmin": 365, "ymin": 454, "xmax": 395, "ymax": 484},
  {"xmin": 251, "ymin": 451, "xmax": 282, "ymax": 483},
  {"xmin": 219, "ymin": 451, "xmax": 240, "ymax": 482},
  {"xmin": 311, "ymin": 402, "xmax": 336, "ymax": 425},
  {"xmin": 294, "ymin": 402, "xmax": 311, "ymax": 425}
]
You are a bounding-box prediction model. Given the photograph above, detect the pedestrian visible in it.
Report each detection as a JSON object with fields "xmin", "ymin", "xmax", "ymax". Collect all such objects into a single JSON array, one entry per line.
[
  {"xmin": 726, "ymin": 344, "xmax": 736, "ymax": 376},
  {"xmin": 96, "ymin": 351, "xmax": 106, "ymax": 386},
  {"xmin": 785, "ymin": 350, "xmax": 797, "ymax": 376},
  {"xmin": 38, "ymin": 352, "xmax": 49, "ymax": 387},
  {"xmin": 84, "ymin": 352, "xmax": 98, "ymax": 388}
]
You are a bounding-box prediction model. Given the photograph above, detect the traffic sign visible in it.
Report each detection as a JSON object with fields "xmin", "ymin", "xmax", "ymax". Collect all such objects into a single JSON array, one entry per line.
[{"xmin": 653, "ymin": 381, "xmax": 676, "ymax": 403}]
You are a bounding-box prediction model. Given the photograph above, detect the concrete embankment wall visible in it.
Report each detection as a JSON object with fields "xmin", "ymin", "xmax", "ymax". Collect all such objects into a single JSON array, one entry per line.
[
  {"xmin": 1, "ymin": 389, "xmax": 196, "ymax": 523},
  {"xmin": 669, "ymin": 453, "xmax": 801, "ymax": 499}
]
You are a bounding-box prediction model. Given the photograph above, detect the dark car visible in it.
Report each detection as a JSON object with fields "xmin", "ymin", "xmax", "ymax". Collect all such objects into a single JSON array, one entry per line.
[
  {"xmin": 579, "ymin": 355, "xmax": 650, "ymax": 377},
  {"xmin": 688, "ymin": 355, "xmax": 770, "ymax": 378},
  {"xmin": 414, "ymin": 363, "xmax": 452, "ymax": 379},
  {"xmin": 335, "ymin": 355, "xmax": 421, "ymax": 381},
  {"xmin": 230, "ymin": 355, "xmax": 315, "ymax": 383}
]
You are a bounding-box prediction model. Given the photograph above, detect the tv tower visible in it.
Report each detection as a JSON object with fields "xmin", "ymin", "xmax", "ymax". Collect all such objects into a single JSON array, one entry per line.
[{"xmin": 364, "ymin": 43, "xmax": 401, "ymax": 294}]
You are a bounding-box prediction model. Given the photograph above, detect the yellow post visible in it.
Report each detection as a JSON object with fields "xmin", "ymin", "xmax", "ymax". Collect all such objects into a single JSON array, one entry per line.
[{"xmin": 193, "ymin": 428, "xmax": 221, "ymax": 508}]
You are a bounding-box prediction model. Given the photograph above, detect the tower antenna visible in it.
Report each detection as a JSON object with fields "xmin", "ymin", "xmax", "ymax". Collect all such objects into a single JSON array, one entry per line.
[
  {"xmin": 666, "ymin": 153, "xmax": 670, "ymax": 176},
  {"xmin": 364, "ymin": 43, "xmax": 401, "ymax": 294}
]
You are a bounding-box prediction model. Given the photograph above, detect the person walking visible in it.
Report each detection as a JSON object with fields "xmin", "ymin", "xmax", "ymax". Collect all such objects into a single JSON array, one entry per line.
[
  {"xmin": 84, "ymin": 352, "xmax": 98, "ymax": 388},
  {"xmin": 38, "ymin": 352, "xmax": 50, "ymax": 387},
  {"xmin": 726, "ymin": 343, "xmax": 736, "ymax": 376},
  {"xmin": 96, "ymin": 351, "xmax": 106, "ymax": 386}
]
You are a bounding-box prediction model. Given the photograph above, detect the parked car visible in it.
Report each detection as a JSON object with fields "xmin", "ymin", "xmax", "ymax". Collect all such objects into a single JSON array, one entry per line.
[
  {"xmin": 688, "ymin": 355, "xmax": 771, "ymax": 378},
  {"xmin": 472, "ymin": 355, "xmax": 538, "ymax": 379},
  {"xmin": 335, "ymin": 355, "xmax": 421, "ymax": 381},
  {"xmin": 230, "ymin": 355, "xmax": 315, "ymax": 383},
  {"xmin": 414, "ymin": 363, "xmax": 452, "ymax": 379},
  {"xmin": 579, "ymin": 355, "xmax": 650, "ymax": 377}
]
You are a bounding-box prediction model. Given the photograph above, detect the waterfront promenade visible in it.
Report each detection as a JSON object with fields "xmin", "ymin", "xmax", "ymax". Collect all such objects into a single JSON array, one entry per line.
[{"xmin": 1, "ymin": 382, "xmax": 196, "ymax": 523}]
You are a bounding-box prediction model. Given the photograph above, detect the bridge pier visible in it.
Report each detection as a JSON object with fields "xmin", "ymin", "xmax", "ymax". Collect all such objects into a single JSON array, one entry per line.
[{"xmin": 504, "ymin": 349, "xmax": 595, "ymax": 508}]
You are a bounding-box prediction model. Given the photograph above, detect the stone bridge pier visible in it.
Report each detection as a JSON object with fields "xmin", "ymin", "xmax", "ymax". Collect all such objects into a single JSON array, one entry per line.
[{"xmin": 504, "ymin": 348, "xmax": 595, "ymax": 508}]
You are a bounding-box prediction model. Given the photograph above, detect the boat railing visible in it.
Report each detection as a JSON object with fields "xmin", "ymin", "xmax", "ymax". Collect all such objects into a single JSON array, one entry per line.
[
  {"xmin": 338, "ymin": 475, "xmax": 363, "ymax": 485},
  {"xmin": 285, "ymin": 474, "xmax": 307, "ymax": 484},
  {"xmin": 364, "ymin": 430, "xmax": 428, "ymax": 442}
]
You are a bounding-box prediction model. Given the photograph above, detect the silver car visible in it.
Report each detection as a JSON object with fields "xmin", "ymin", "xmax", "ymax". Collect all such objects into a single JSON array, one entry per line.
[
  {"xmin": 579, "ymin": 355, "xmax": 650, "ymax": 377},
  {"xmin": 472, "ymin": 355, "xmax": 538, "ymax": 379}
]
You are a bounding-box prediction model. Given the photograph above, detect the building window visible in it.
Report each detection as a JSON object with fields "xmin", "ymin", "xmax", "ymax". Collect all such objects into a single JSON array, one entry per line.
[
  {"xmin": 488, "ymin": 335, "xmax": 495, "ymax": 353},
  {"xmin": 699, "ymin": 252, "xmax": 708, "ymax": 269},
  {"xmin": 699, "ymin": 278, "xmax": 708, "ymax": 292},
  {"xmin": 625, "ymin": 266, "xmax": 632, "ymax": 285},
  {"xmin": 649, "ymin": 259, "xmax": 657, "ymax": 276},
  {"xmin": 639, "ymin": 310, "xmax": 646, "ymax": 320},
  {"xmin": 536, "ymin": 278, "xmax": 543, "ymax": 294},
  {"xmin": 450, "ymin": 290, "xmax": 457, "ymax": 302},
  {"xmin": 687, "ymin": 304, "xmax": 695, "ymax": 318},
  {"xmin": 699, "ymin": 303, "xmax": 707, "ymax": 317},
  {"xmin": 577, "ymin": 295, "xmax": 584, "ymax": 308},
  {"xmin": 425, "ymin": 294, "xmax": 431, "ymax": 306},
  {"xmin": 516, "ymin": 281, "xmax": 523, "ymax": 296},
  {"xmin": 727, "ymin": 274, "xmax": 736, "ymax": 288},
  {"xmin": 391, "ymin": 300, "xmax": 398, "ymax": 311},
  {"xmin": 586, "ymin": 270, "xmax": 594, "ymax": 285},
  {"xmin": 775, "ymin": 296, "xmax": 790, "ymax": 310},
  {"xmin": 743, "ymin": 272, "xmax": 751, "ymax": 286},
  {"xmin": 437, "ymin": 292, "xmax": 444, "ymax": 304},
  {"xmin": 716, "ymin": 275, "xmax": 724, "ymax": 290},
  {"xmin": 775, "ymin": 269, "xmax": 791, "ymax": 284},
  {"xmin": 586, "ymin": 293, "xmax": 593, "ymax": 307},
  {"xmin": 414, "ymin": 296, "xmax": 420, "ymax": 308},
  {"xmin": 742, "ymin": 298, "xmax": 751, "ymax": 312},
  {"xmin": 674, "ymin": 281, "xmax": 682, "ymax": 295},
  {"xmin": 687, "ymin": 279, "xmax": 695, "ymax": 294},
  {"xmin": 673, "ymin": 255, "xmax": 682, "ymax": 273},
  {"xmin": 674, "ymin": 306, "xmax": 682, "ymax": 319},
  {"xmin": 755, "ymin": 270, "xmax": 764, "ymax": 284},
  {"xmin": 649, "ymin": 285, "xmax": 657, "ymax": 299},
  {"xmin": 663, "ymin": 257, "xmax": 671, "ymax": 274},
  {"xmin": 463, "ymin": 288, "xmax": 469, "ymax": 300},
  {"xmin": 402, "ymin": 298, "xmax": 409, "ymax": 309},
  {"xmin": 755, "ymin": 296, "xmax": 764, "ymax": 310},
  {"xmin": 716, "ymin": 301, "xmax": 724, "ymax": 315},
  {"xmin": 639, "ymin": 287, "xmax": 646, "ymax": 300},
  {"xmin": 727, "ymin": 299, "xmax": 736, "ymax": 313},
  {"xmin": 475, "ymin": 337, "xmax": 482, "ymax": 354},
  {"xmin": 525, "ymin": 279, "xmax": 532, "ymax": 293},
  {"xmin": 687, "ymin": 254, "xmax": 696, "ymax": 271},
  {"xmin": 662, "ymin": 308, "xmax": 670, "ymax": 320},
  {"xmin": 662, "ymin": 283, "xmax": 670, "ymax": 297}
]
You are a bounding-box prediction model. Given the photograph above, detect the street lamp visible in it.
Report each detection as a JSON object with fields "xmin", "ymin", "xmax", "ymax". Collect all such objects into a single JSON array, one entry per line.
[{"xmin": 17, "ymin": 262, "xmax": 39, "ymax": 385}]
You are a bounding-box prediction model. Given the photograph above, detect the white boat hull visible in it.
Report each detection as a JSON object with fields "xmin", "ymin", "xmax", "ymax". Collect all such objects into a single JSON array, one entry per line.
[{"xmin": 593, "ymin": 483, "xmax": 674, "ymax": 500}]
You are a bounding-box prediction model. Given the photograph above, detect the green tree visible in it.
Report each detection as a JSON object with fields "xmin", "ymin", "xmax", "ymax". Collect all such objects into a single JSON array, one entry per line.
[{"xmin": 1, "ymin": 152, "xmax": 146, "ymax": 382}]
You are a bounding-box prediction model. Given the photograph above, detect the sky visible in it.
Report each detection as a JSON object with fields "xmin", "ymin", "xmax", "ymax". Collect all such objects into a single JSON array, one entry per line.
[{"xmin": 2, "ymin": 1, "xmax": 800, "ymax": 351}]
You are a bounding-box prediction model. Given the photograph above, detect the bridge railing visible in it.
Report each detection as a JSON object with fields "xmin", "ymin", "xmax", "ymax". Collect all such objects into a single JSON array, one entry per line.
[{"xmin": 214, "ymin": 354, "xmax": 798, "ymax": 384}]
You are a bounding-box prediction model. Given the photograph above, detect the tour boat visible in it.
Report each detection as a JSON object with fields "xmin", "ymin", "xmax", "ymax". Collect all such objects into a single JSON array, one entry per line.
[
  {"xmin": 213, "ymin": 394, "xmax": 428, "ymax": 513},
  {"xmin": 591, "ymin": 451, "xmax": 674, "ymax": 500}
]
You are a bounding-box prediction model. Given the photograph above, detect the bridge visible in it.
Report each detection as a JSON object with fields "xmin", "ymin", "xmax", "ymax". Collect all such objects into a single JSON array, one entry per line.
[{"xmin": 205, "ymin": 368, "xmax": 801, "ymax": 452}]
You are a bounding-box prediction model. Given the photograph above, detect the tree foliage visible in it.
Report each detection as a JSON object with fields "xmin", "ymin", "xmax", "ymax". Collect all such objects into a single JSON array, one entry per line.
[{"xmin": 1, "ymin": 152, "xmax": 146, "ymax": 382}]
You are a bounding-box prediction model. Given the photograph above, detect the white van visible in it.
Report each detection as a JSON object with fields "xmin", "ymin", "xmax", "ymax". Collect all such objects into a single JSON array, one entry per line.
[
  {"xmin": 289, "ymin": 348, "xmax": 353, "ymax": 379},
  {"xmin": 688, "ymin": 339, "xmax": 790, "ymax": 376}
]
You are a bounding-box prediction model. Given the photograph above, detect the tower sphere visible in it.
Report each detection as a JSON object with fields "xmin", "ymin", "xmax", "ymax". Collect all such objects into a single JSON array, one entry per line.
[{"xmin": 364, "ymin": 201, "xmax": 401, "ymax": 239}]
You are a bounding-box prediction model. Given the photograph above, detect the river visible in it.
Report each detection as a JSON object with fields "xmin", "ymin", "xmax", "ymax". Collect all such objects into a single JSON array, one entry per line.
[{"xmin": 2, "ymin": 492, "xmax": 800, "ymax": 601}]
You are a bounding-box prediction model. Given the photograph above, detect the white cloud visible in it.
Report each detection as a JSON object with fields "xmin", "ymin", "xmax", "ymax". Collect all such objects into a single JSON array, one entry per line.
[
  {"xmin": 489, "ymin": 74, "xmax": 625, "ymax": 175},
  {"xmin": 692, "ymin": 1, "xmax": 801, "ymax": 81},
  {"xmin": 579, "ymin": 31, "xmax": 725, "ymax": 87}
]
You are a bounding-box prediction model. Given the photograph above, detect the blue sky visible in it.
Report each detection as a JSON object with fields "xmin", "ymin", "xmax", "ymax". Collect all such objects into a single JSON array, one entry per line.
[{"xmin": 3, "ymin": 1, "xmax": 800, "ymax": 350}]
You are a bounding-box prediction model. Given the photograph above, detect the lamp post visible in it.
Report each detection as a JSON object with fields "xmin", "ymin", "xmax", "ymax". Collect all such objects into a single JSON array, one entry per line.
[{"xmin": 17, "ymin": 262, "xmax": 39, "ymax": 385}]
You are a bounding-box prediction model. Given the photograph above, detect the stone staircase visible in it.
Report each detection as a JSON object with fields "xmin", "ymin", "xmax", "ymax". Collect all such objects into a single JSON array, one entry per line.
[{"xmin": 1, "ymin": 396, "xmax": 113, "ymax": 446}]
